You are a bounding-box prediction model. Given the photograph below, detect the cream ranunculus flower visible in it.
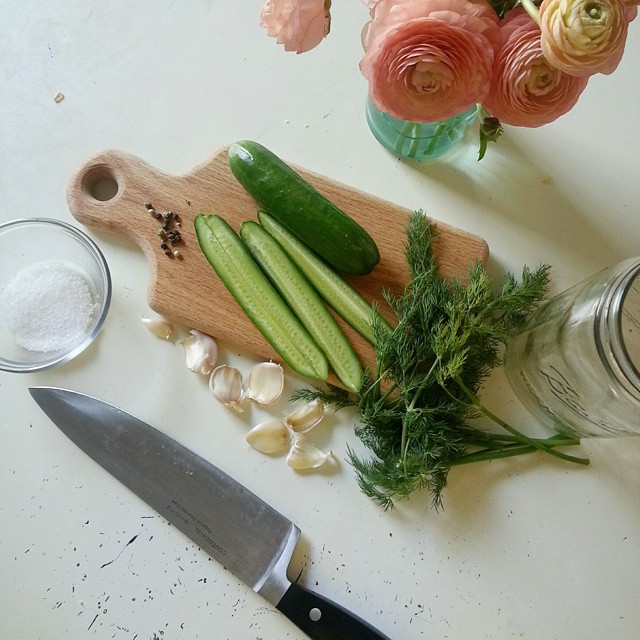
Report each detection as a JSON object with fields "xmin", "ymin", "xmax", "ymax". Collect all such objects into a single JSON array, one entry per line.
[{"xmin": 539, "ymin": 0, "xmax": 633, "ymax": 77}]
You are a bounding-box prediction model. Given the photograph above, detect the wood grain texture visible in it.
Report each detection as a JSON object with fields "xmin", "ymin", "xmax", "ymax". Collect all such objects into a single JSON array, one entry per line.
[{"xmin": 67, "ymin": 146, "xmax": 489, "ymax": 382}]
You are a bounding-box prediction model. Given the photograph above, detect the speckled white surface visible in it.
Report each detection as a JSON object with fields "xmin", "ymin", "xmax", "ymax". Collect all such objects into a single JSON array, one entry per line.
[{"xmin": 1, "ymin": 2, "xmax": 640, "ymax": 639}]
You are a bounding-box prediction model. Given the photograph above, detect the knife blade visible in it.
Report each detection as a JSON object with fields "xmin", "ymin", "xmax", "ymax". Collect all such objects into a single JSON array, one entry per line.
[{"xmin": 30, "ymin": 387, "xmax": 391, "ymax": 640}]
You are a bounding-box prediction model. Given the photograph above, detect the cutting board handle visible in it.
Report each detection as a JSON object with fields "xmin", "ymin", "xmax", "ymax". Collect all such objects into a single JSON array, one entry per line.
[{"xmin": 66, "ymin": 149, "xmax": 179, "ymax": 251}]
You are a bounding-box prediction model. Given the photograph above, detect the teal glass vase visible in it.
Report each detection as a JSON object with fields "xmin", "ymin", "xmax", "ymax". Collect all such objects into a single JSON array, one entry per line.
[{"xmin": 365, "ymin": 97, "xmax": 477, "ymax": 160}]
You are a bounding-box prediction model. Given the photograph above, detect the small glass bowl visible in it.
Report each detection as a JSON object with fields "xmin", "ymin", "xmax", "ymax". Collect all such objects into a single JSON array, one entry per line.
[{"xmin": 0, "ymin": 218, "xmax": 111, "ymax": 373}]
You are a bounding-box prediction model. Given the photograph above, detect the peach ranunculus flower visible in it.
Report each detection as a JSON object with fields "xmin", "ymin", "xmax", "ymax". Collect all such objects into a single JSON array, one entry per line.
[
  {"xmin": 482, "ymin": 8, "xmax": 589, "ymax": 128},
  {"xmin": 260, "ymin": 0, "xmax": 331, "ymax": 54},
  {"xmin": 360, "ymin": 0, "xmax": 500, "ymax": 123},
  {"xmin": 539, "ymin": 0, "xmax": 635, "ymax": 77}
]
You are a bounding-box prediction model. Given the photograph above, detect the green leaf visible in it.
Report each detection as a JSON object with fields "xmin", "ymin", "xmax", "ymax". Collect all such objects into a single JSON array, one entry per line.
[{"xmin": 488, "ymin": 0, "xmax": 520, "ymax": 18}]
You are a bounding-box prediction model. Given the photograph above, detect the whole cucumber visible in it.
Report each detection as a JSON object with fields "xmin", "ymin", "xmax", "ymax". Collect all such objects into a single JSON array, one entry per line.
[
  {"xmin": 194, "ymin": 214, "xmax": 329, "ymax": 381},
  {"xmin": 228, "ymin": 141, "xmax": 380, "ymax": 276}
]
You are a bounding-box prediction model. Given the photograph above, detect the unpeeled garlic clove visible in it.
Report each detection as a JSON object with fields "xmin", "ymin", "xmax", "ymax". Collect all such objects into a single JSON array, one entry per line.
[
  {"xmin": 246, "ymin": 361, "xmax": 284, "ymax": 405},
  {"xmin": 283, "ymin": 399, "xmax": 325, "ymax": 433},
  {"xmin": 181, "ymin": 330, "xmax": 218, "ymax": 375},
  {"xmin": 245, "ymin": 419, "xmax": 290, "ymax": 454},
  {"xmin": 286, "ymin": 436, "xmax": 333, "ymax": 470},
  {"xmin": 209, "ymin": 364, "xmax": 244, "ymax": 411},
  {"xmin": 142, "ymin": 316, "xmax": 173, "ymax": 339}
]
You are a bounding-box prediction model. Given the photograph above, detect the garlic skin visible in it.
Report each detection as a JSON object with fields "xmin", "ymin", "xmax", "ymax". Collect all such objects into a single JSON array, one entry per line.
[
  {"xmin": 246, "ymin": 362, "xmax": 284, "ymax": 405},
  {"xmin": 283, "ymin": 399, "xmax": 325, "ymax": 433},
  {"xmin": 245, "ymin": 419, "xmax": 290, "ymax": 454},
  {"xmin": 209, "ymin": 365, "xmax": 244, "ymax": 411},
  {"xmin": 142, "ymin": 316, "xmax": 173, "ymax": 339},
  {"xmin": 181, "ymin": 330, "xmax": 218, "ymax": 375},
  {"xmin": 286, "ymin": 436, "xmax": 333, "ymax": 470}
]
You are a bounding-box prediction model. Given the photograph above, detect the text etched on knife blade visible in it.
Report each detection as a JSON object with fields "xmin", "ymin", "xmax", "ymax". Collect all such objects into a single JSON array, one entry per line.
[{"xmin": 167, "ymin": 499, "xmax": 227, "ymax": 557}]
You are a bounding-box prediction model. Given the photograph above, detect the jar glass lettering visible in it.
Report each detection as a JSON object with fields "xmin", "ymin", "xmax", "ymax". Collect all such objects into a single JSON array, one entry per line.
[{"xmin": 505, "ymin": 258, "xmax": 640, "ymax": 437}]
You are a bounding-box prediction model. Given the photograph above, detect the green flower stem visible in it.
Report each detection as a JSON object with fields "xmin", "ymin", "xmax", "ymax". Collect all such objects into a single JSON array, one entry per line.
[
  {"xmin": 408, "ymin": 124, "xmax": 420, "ymax": 158},
  {"xmin": 454, "ymin": 375, "xmax": 589, "ymax": 466},
  {"xmin": 425, "ymin": 123, "xmax": 448, "ymax": 155},
  {"xmin": 395, "ymin": 121, "xmax": 415, "ymax": 155},
  {"xmin": 521, "ymin": 0, "xmax": 541, "ymax": 24},
  {"xmin": 476, "ymin": 103, "xmax": 489, "ymax": 122}
]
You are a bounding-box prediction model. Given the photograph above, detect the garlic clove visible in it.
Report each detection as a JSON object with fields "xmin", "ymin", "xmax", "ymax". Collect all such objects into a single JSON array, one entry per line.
[
  {"xmin": 286, "ymin": 436, "xmax": 333, "ymax": 470},
  {"xmin": 142, "ymin": 316, "xmax": 173, "ymax": 339},
  {"xmin": 209, "ymin": 364, "xmax": 244, "ymax": 411},
  {"xmin": 246, "ymin": 361, "xmax": 284, "ymax": 405},
  {"xmin": 283, "ymin": 399, "xmax": 325, "ymax": 433},
  {"xmin": 245, "ymin": 419, "xmax": 290, "ymax": 454},
  {"xmin": 181, "ymin": 329, "xmax": 218, "ymax": 375}
]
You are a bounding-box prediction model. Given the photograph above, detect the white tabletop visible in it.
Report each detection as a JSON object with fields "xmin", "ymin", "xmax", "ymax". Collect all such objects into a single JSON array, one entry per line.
[{"xmin": 2, "ymin": 2, "xmax": 640, "ymax": 639}]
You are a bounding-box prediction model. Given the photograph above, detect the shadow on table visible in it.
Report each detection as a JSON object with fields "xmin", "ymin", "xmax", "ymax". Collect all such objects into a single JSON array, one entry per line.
[{"xmin": 399, "ymin": 133, "xmax": 624, "ymax": 282}]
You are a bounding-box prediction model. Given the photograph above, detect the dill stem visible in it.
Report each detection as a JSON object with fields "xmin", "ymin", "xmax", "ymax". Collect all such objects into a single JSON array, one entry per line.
[
  {"xmin": 454, "ymin": 375, "xmax": 589, "ymax": 466},
  {"xmin": 375, "ymin": 381, "xmax": 399, "ymax": 410},
  {"xmin": 451, "ymin": 444, "xmax": 537, "ymax": 465},
  {"xmin": 400, "ymin": 358, "xmax": 440, "ymax": 471},
  {"xmin": 408, "ymin": 357, "xmax": 439, "ymax": 411},
  {"xmin": 366, "ymin": 368, "xmax": 390, "ymax": 400},
  {"xmin": 465, "ymin": 433, "xmax": 581, "ymax": 449},
  {"xmin": 452, "ymin": 435, "xmax": 582, "ymax": 466}
]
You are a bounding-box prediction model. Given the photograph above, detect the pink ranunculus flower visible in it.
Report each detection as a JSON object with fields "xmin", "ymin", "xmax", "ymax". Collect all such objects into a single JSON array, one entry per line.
[
  {"xmin": 360, "ymin": 0, "xmax": 500, "ymax": 123},
  {"xmin": 482, "ymin": 9, "xmax": 589, "ymax": 128},
  {"xmin": 539, "ymin": 0, "xmax": 634, "ymax": 77},
  {"xmin": 623, "ymin": 0, "xmax": 639, "ymax": 21},
  {"xmin": 260, "ymin": 0, "xmax": 331, "ymax": 54}
]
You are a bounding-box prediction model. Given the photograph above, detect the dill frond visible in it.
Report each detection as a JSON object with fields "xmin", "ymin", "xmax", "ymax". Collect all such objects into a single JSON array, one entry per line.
[{"xmin": 297, "ymin": 212, "xmax": 586, "ymax": 510}]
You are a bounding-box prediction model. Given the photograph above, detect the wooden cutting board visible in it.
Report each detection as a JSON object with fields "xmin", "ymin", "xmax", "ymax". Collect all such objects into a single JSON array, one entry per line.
[{"xmin": 67, "ymin": 146, "xmax": 489, "ymax": 381}]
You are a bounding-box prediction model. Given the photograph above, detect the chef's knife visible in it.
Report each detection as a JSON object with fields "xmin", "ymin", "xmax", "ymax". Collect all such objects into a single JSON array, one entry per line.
[{"xmin": 29, "ymin": 387, "xmax": 391, "ymax": 640}]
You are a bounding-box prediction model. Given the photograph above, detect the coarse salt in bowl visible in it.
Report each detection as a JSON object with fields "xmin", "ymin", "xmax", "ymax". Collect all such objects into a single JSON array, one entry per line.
[{"xmin": 0, "ymin": 218, "xmax": 111, "ymax": 373}]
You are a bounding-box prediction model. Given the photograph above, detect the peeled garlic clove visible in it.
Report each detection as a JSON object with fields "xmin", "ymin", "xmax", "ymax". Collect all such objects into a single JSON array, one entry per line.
[
  {"xmin": 142, "ymin": 316, "xmax": 173, "ymax": 339},
  {"xmin": 246, "ymin": 362, "xmax": 284, "ymax": 405},
  {"xmin": 181, "ymin": 330, "xmax": 218, "ymax": 375},
  {"xmin": 283, "ymin": 399, "xmax": 325, "ymax": 433},
  {"xmin": 245, "ymin": 419, "xmax": 290, "ymax": 454},
  {"xmin": 286, "ymin": 436, "xmax": 333, "ymax": 470},
  {"xmin": 209, "ymin": 364, "xmax": 244, "ymax": 411}
]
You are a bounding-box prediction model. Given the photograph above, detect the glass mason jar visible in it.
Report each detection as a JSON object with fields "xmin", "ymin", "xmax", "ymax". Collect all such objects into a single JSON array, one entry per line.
[
  {"xmin": 505, "ymin": 258, "xmax": 640, "ymax": 438},
  {"xmin": 365, "ymin": 97, "xmax": 477, "ymax": 161}
]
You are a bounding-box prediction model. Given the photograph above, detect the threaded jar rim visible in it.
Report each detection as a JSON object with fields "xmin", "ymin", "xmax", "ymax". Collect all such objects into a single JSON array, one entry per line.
[{"xmin": 597, "ymin": 258, "xmax": 640, "ymax": 400}]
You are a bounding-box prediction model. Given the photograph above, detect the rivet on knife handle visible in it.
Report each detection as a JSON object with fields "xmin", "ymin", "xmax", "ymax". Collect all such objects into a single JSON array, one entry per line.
[{"xmin": 276, "ymin": 581, "xmax": 391, "ymax": 640}]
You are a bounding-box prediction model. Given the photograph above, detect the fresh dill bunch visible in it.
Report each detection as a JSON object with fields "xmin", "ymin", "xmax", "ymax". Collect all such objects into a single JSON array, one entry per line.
[{"xmin": 296, "ymin": 212, "xmax": 588, "ymax": 510}]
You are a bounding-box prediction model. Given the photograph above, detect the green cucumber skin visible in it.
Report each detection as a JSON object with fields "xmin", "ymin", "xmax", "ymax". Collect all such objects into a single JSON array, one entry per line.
[
  {"xmin": 228, "ymin": 141, "xmax": 380, "ymax": 276},
  {"xmin": 241, "ymin": 221, "xmax": 363, "ymax": 393},
  {"xmin": 258, "ymin": 212, "xmax": 393, "ymax": 345},
  {"xmin": 194, "ymin": 214, "xmax": 329, "ymax": 381}
]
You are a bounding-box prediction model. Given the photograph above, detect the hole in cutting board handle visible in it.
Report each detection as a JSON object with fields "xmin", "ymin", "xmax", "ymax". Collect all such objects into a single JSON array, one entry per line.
[{"xmin": 81, "ymin": 163, "xmax": 120, "ymax": 202}]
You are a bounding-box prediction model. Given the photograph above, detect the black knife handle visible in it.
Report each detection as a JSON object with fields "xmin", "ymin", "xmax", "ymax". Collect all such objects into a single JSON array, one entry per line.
[{"xmin": 276, "ymin": 581, "xmax": 391, "ymax": 640}]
